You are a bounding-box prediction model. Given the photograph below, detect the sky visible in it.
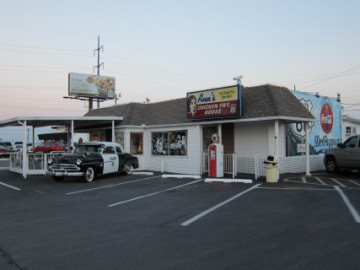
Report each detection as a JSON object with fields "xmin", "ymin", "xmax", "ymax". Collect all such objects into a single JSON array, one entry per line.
[{"xmin": 1, "ymin": 0, "xmax": 360, "ymax": 140}]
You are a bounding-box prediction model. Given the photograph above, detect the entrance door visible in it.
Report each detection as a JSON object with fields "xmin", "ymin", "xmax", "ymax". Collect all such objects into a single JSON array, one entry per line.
[
  {"xmin": 102, "ymin": 146, "xmax": 119, "ymax": 174},
  {"xmin": 222, "ymin": 123, "xmax": 234, "ymax": 154}
]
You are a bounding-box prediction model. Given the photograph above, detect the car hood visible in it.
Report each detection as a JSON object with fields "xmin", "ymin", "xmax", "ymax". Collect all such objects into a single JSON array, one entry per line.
[{"xmin": 59, "ymin": 153, "xmax": 101, "ymax": 163}]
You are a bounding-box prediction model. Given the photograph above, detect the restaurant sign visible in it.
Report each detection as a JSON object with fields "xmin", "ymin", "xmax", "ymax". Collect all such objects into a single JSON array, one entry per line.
[
  {"xmin": 187, "ymin": 85, "xmax": 244, "ymax": 120},
  {"xmin": 68, "ymin": 73, "xmax": 115, "ymax": 99}
]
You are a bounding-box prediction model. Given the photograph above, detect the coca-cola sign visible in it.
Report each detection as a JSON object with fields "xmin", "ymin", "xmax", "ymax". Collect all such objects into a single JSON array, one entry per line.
[{"xmin": 320, "ymin": 103, "xmax": 333, "ymax": 134}]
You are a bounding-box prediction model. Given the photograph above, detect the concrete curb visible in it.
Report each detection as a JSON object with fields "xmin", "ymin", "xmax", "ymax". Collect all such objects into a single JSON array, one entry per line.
[
  {"xmin": 132, "ymin": 172, "xmax": 155, "ymax": 176},
  {"xmin": 162, "ymin": 174, "xmax": 202, "ymax": 179},
  {"xmin": 205, "ymin": 178, "xmax": 253, "ymax": 184}
]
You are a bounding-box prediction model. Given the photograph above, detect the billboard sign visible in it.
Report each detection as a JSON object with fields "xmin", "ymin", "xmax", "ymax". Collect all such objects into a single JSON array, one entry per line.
[
  {"xmin": 287, "ymin": 91, "xmax": 342, "ymax": 156},
  {"xmin": 68, "ymin": 73, "xmax": 115, "ymax": 99},
  {"xmin": 186, "ymin": 85, "xmax": 244, "ymax": 120}
]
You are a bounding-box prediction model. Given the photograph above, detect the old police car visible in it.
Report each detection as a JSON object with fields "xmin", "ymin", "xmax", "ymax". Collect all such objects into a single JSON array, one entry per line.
[{"xmin": 48, "ymin": 141, "xmax": 139, "ymax": 182}]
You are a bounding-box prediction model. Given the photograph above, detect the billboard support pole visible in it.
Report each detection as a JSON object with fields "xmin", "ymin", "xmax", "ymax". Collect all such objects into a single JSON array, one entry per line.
[{"xmin": 94, "ymin": 36, "xmax": 104, "ymax": 109}]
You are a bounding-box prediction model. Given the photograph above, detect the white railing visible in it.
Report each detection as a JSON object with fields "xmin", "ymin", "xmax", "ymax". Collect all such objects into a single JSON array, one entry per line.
[
  {"xmin": 203, "ymin": 153, "xmax": 325, "ymax": 178},
  {"xmin": 9, "ymin": 151, "xmax": 66, "ymax": 176}
]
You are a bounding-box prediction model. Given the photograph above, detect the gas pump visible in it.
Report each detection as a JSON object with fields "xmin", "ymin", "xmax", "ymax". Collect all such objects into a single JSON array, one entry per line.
[{"xmin": 208, "ymin": 143, "xmax": 224, "ymax": 178}]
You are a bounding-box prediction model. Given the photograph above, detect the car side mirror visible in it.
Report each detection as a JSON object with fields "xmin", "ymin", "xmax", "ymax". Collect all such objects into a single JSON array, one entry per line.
[{"xmin": 337, "ymin": 143, "xmax": 345, "ymax": 149}]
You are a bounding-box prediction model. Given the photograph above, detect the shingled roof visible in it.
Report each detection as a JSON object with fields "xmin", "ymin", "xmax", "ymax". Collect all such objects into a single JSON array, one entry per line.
[{"xmin": 85, "ymin": 84, "xmax": 314, "ymax": 126}]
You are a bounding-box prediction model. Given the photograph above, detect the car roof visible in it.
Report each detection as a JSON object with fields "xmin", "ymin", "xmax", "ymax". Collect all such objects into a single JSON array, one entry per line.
[{"xmin": 77, "ymin": 141, "xmax": 121, "ymax": 147}]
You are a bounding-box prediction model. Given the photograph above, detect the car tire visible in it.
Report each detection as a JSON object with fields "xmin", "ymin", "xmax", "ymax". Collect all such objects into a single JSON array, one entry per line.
[
  {"xmin": 326, "ymin": 157, "xmax": 339, "ymax": 173},
  {"xmin": 84, "ymin": 167, "xmax": 95, "ymax": 183},
  {"xmin": 124, "ymin": 163, "xmax": 134, "ymax": 175},
  {"xmin": 52, "ymin": 175, "xmax": 65, "ymax": 182}
]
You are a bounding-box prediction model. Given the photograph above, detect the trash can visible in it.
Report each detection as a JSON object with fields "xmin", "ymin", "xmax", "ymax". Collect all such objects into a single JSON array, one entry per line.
[{"xmin": 264, "ymin": 155, "xmax": 278, "ymax": 183}]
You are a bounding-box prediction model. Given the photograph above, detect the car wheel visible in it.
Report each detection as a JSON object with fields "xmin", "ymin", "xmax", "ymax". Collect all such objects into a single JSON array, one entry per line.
[
  {"xmin": 84, "ymin": 167, "xmax": 95, "ymax": 183},
  {"xmin": 52, "ymin": 175, "xmax": 64, "ymax": 182},
  {"xmin": 326, "ymin": 157, "xmax": 339, "ymax": 173},
  {"xmin": 124, "ymin": 163, "xmax": 134, "ymax": 175}
]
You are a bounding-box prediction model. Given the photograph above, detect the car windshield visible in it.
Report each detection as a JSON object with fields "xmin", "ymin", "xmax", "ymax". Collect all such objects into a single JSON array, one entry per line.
[{"xmin": 74, "ymin": 144, "xmax": 103, "ymax": 153}]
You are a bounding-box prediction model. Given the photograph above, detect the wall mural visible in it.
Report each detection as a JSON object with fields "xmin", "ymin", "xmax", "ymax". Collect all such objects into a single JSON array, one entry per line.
[{"xmin": 287, "ymin": 91, "xmax": 342, "ymax": 156}]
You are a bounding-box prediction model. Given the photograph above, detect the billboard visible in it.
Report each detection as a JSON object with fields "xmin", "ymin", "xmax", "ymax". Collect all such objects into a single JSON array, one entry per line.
[
  {"xmin": 186, "ymin": 85, "xmax": 244, "ymax": 120},
  {"xmin": 287, "ymin": 91, "xmax": 342, "ymax": 156},
  {"xmin": 68, "ymin": 73, "xmax": 115, "ymax": 99}
]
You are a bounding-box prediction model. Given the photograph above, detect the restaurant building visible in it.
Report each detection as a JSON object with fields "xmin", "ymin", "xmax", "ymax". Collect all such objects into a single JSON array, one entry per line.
[{"xmin": 84, "ymin": 84, "xmax": 319, "ymax": 177}]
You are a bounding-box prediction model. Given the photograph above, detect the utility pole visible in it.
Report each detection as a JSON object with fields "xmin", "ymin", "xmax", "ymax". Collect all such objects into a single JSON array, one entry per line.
[{"xmin": 93, "ymin": 36, "xmax": 104, "ymax": 109}]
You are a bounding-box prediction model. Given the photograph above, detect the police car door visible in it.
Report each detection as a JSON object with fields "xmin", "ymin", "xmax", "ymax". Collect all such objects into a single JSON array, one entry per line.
[{"xmin": 102, "ymin": 146, "xmax": 119, "ymax": 174}]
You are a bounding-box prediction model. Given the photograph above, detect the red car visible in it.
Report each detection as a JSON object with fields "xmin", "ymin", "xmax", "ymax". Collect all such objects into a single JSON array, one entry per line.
[{"xmin": 32, "ymin": 141, "xmax": 67, "ymax": 153}]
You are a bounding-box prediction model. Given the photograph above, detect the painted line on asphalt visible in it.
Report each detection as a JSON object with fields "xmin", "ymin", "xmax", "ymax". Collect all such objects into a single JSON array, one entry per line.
[
  {"xmin": 314, "ymin": 177, "xmax": 326, "ymax": 186},
  {"xmin": 66, "ymin": 176, "xmax": 159, "ymax": 195},
  {"xmin": 334, "ymin": 186, "xmax": 360, "ymax": 224},
  {"xmin": 331, "ymin": 178, "xmax": 346, "ymax": 188},
  {"xmin": 347, "ymin": 179, "xmax": 360, "ymax": 188},
  {"xmin": 0, "ymin": 181, "xmax": 21, "ymax": 191},
  {"xmin": 181, "ymin": 184, "xmax": 261, "ymax": 227},
  {"xmin": 108, "ymin": 179, "xmax": 202, "ymax": 207},
  {"xmin": 258, "ymin": 186, "xmax": 334, "ymax": 191}
]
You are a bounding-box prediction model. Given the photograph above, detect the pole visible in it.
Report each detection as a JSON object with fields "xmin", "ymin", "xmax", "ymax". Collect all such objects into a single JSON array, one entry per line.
[{"xmin": 94, "ymin": 36, "xmax": 104, "ymax": 109}]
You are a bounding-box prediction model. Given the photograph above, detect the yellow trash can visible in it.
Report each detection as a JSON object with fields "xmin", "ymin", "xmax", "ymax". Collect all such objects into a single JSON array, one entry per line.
[{"xmin": 264, "ymin": 155, "xmax": 278, "ymax": 183}]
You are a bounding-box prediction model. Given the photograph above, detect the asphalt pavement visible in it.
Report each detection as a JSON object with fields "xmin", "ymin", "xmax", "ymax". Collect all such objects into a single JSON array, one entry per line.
[{"xmin": 0, "ymin": 166, "xmax": 360, "ymax": 269}]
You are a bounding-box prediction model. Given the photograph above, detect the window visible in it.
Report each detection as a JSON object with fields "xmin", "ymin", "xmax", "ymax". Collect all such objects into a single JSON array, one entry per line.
[
  {"xmin": 344, "ymin": 136, "xmax": 357, "ymax": 148},
  {"xmin": 116, "ymin": 132, "xmax": 124, "ymax": 148},
  {"xmin": 202, "ymin": 125, "xmax": 218, "ymax": 152},
  {"xmin": 103, "ymin": 146, "xmax": 115, "ymax": 154},
  {"xmin": 130, "ymin": 133, "xmax": 143, "ymax": 155},
  {"xmin": 152, "ymin": 131, "xmax": 187, "ymax": 156},
  {"xmin": 346, "ymin": 126, "xmax": 352, "ymax": 134}
]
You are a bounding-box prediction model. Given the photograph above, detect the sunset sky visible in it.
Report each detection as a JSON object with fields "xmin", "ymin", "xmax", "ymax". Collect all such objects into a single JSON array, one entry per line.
[{"xmin": 1, "ymin": 0, "xmax": 360, "ymax": 140}]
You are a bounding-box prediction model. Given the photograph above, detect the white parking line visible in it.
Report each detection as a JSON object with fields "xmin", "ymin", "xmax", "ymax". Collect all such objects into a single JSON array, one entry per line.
[
  {"xmin": 0, "ymin": 181, "xmax": 21, "ymax": 191},
  {"xmin": 66, "ymin": 176, "xmax": 159, "ymax": 195},
  {"xmin": 334, "ymin": 186, "xmax": 360, "ymax": 224},
  {"xmin": 181, "ymin": 184, "xmax": 261, "ymax": 226},
  {"xmin": 108, "ymin": 179, "xmax": 202, "ymax": 207}
]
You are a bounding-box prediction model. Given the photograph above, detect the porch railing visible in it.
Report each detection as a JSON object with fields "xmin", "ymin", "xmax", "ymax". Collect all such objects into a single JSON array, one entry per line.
[
  {"xmin": 202, "ymin": 153, "xmax": 325, "ymax": 179},
  {"xmin": 9, "ymin": 151, "xmax": 65, "ymax": 176}
]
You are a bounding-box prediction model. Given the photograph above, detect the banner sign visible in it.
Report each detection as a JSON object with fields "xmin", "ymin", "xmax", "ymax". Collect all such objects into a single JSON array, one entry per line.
[
  {"xmin": 187, "ymin": 85, "xmax": 243, "ymax": 120},
  {"xmin": 287, "ymin": 90, "xmax": 342, "ymax": 156},
  {"xmin": 68, "ymin": 73, "xmax": 115, "ymax": 99}
]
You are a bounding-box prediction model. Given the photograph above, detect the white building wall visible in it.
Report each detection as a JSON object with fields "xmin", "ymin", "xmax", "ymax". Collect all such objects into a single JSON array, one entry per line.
[
  {"xmin": 234, "ymin": 122, "xmax": 270, "ymax": 157},
  {"xmin": 342, "ymin": 119, "xmax": 360, "ymax": 141},
  {"xmin": 144, "ymin": 126, "xmax": 201, "ymax": 175}
]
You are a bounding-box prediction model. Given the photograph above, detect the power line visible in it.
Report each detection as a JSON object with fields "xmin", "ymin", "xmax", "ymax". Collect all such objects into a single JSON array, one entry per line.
[
  {"xmin": 0, "ymin": 43, "xmax": 89, "ymax": 53},
  {"xmin": 300, "ymin": 64, "xmax": 360, "ymax": 90}
]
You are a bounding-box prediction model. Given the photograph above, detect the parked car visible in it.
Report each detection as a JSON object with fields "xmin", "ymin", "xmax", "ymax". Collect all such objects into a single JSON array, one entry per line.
[
  {"xmin": 324, "ymin": 135, "xmax": 360, "ymax": 173},
  {"xmin": 0, "ymin": 141, "xmax": 14, "ymax": 152},
  {"xmin": 48, "ymin": 141, "xmax": 139, "ymax": 182},
  {"xmin": 0, "ymin": 146, "xmax": 9, "ymax": 158},
  {"xmin": 32, "ymin": 141, "xmax": 67, "ymax": 153}
]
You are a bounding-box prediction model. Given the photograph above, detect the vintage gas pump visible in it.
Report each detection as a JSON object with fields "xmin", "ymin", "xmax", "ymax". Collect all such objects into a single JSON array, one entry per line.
[{"xmin": 208, "ymin": 134, "xmax": 224, "ymax": 178}]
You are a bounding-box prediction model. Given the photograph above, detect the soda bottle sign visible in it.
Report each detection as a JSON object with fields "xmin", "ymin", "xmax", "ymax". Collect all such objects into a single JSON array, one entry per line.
[{"xmin": 320, "ymin": 104, "xmax": 333, "ymax": 134}]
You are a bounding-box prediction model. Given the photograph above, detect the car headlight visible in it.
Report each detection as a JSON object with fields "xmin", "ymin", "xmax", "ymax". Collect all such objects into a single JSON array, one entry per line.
[
  {"xmin": 76, "ymin": 159, "xmax": 82, "ymax": 166},
  {"xmin": 48, "ymin": 159, "xmax": 53, "ymax": 165}
]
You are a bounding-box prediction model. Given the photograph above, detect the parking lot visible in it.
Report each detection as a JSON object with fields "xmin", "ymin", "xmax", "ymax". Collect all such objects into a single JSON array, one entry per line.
[{"xmin": 0, "ymin": 167, "xmax": 360, "ymax": 270}]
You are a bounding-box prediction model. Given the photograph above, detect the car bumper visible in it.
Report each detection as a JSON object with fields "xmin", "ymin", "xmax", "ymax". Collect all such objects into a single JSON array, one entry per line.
[{"xmin": 48, "ymin": 164, "xmax": 84, "ymax": 177}]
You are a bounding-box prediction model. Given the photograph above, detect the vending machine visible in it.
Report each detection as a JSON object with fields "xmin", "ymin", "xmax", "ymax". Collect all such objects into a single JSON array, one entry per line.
[{"xmin": 208, "ymin": 143, "xmax": 224, "ymax": 178}]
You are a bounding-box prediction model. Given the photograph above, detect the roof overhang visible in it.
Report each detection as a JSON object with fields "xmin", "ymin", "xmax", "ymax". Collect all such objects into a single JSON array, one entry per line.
[
  {"xmin": 0, "ymin": 116, "xmax": 123, "ymax": 131},
  {"xmin": 117, "ymin": 116, "xmax": 316, "ymax": 129}
]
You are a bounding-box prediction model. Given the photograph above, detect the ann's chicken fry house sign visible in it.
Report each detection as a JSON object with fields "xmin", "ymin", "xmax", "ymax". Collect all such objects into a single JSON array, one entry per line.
[{"xmin": 187, "ymin": 85, "xmax": 244, "ymax": 120}]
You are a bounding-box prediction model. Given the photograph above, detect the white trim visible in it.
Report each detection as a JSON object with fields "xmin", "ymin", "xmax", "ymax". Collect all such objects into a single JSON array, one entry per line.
[{"xmin": 117, "ymin": 116, "xmax": 315, "ymax": 130}]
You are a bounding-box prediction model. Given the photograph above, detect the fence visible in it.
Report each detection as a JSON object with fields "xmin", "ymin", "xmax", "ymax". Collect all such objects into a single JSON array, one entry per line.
[
  {"xmin": 9, "ymin": 151, "xmax": 65, "ymax": 176},
  {"xmin": 202, "ymin": 153, "xmax": 325, "ymax": 178}
]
